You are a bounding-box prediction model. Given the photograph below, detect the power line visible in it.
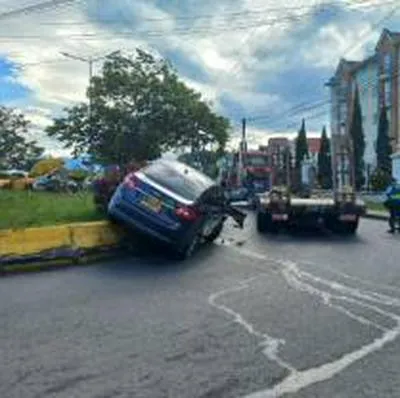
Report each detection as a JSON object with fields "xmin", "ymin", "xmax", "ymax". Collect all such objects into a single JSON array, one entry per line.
[
  {"xmin": 245, "ymin": 1, "xmax": 400, "ymax": 129},
  {"xmin": 265, "ymin": 65, "xmax": 400, "ymax": 131},
  {"xmin": 223, "ymin": 0, "xmax": 321, "ymax": 81},
  {"xmin": 0, "ymin": 0, "xmax": 82, "ymax": 21},
  {"xmin": 30, "ymin": 0, "xmax": 395, "ymax": 26},
  {"xmin": 0, "ymin": 0, "xmax": 392, "ymax": 41},
  {"xmin": 0, "ymin": 12, "xmax": 326, "ymax": 41}
]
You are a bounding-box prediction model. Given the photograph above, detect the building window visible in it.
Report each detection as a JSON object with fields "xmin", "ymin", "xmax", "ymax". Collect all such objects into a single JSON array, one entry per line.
[
  {"xmin": 383, "ymin": 53, "xmax": 392, "ymax": 75},
  {"xmin": 339, "ymin": 102, "xmax": 347, "ymax": 122},
  {"xmin": 384, "ymin": 80, "xmax": 391, "ymax": 107}
]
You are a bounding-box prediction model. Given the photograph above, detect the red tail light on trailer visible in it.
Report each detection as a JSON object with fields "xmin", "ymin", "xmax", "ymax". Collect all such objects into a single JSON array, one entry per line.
[{"xmin": 175, "ymin": 205, "xmax": 200, "ymax": 222}]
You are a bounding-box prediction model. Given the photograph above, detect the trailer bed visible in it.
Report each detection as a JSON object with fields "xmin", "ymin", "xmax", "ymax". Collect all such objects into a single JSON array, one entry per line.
[{"xmin": 256, "ymin": 194, "xmax": 366, "ymax": 234}]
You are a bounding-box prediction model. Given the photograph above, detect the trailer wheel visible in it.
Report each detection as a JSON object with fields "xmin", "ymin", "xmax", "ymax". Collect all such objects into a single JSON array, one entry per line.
[
  {"xmin": 332, "ymin": 220, "xmax": 359, "ymax": 235},
  {"xmin": 342, "ymin": 221, "xmax": 359, "ymax": 235},
  {"xmin": 256, "ymin": 212, "xmax": 269, "ymax": 233}
]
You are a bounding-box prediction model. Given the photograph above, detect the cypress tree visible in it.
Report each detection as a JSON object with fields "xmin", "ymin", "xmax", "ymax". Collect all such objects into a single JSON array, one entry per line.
[
  {"xmin": 317, "ymin": 126, "xmax": 332, "ymax": 189},
  {"xmin": 295, "ymin": 118, "xmax": 309, "ymax": 169},
  {"xmin": 376, "ymin": 105, "xmax": 391, "ymax": 174},
  {"xmin": 349, "ymin": 85, "xmax": 365, "ymax": 190}
]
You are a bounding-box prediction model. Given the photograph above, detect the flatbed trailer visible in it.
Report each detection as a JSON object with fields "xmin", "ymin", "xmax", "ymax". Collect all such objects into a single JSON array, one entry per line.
[{"xmin": 256, "ymin": 189, "xmax": 366, "ymax": 234}]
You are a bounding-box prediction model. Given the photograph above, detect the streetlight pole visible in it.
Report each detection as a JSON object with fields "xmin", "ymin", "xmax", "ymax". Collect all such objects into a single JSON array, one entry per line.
[{"xmin": 60, "ymin": 50, "xmax": 119, "ymax": 136}]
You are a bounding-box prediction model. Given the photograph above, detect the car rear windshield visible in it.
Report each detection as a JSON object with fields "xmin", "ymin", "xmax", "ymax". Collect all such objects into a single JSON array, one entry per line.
[{"xmin": 141, "ymin": 160, "xmax": 214, "ymax": 201}]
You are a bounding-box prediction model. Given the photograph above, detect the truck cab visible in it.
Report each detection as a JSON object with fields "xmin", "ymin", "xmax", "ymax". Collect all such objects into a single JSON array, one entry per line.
[{"xmin": 218, "ymin": 151, "xmax": 273, "ymax": 200}]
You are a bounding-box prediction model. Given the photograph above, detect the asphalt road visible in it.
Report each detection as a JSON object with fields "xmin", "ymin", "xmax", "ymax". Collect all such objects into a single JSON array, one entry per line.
[{"xmin": 1, "ymin": 216, "xmax": 400, "ymax": 398}]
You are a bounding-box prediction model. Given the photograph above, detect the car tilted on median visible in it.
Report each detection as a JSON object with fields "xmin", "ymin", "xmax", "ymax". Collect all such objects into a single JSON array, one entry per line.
[{"xmin": 108, "ymin": 159, "xmax": 243, "ymax": 259}]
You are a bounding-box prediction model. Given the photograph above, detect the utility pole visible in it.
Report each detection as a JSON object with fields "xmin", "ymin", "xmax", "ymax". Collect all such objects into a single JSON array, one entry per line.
[
  {"xmin": 238, "ymin": 117, "xmax": 247, "ymax": 186},
  {"xmin": 286, "ymin": 147, "xmax": 291, "ymax": 188},
  {"xmin": 60, "ymin": 50, "xmax": 119, "ymax": 136}
]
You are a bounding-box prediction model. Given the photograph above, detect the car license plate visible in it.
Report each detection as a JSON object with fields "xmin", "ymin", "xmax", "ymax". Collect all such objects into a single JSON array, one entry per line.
[
  {"xmin": 339, "ymin": 214, "xmax": 356, "ymax": 221},
  {"xmin": 272, "ymin": 213, "xmax": 288, "ymax": 221},
  {"xmin": 141, "ymin": 196, "xmax": 162, "ymax": 212}
]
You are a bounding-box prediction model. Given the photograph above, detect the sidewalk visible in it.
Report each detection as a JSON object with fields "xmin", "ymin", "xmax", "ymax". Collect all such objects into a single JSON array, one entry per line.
[{"xmin": 363, "ymin": 210, "xmax": 388, "ymax": 221}]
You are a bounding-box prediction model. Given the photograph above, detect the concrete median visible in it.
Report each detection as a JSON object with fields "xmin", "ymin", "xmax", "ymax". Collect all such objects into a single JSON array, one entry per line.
[{"xmin": 0, "ymin": 221, "xmax": 125, "ymax": 275}]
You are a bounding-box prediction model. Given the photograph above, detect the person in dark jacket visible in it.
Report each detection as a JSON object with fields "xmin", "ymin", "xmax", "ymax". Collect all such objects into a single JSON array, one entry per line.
[{"xmin": 384, "ymin": 179, "xmax": 400, "ymax": 233}]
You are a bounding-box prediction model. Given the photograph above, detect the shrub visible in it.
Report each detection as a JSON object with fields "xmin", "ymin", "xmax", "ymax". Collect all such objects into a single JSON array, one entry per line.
[
  {"xmin": 370, "ymin": 168, "xmax": 392, "ymax": 192},
  {"xmin": 69, "ymin": 169, "xmax": 89, "ymax": 182}
]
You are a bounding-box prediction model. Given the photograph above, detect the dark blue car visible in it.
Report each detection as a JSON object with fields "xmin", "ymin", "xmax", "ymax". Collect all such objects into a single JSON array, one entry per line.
[{"xmin": 108, "ymin": 159, "xmax": 233, "ymax": 259}]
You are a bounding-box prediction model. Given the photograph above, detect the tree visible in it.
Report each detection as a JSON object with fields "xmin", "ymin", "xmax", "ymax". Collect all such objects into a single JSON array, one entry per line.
[
  {"xmin": 0, "ymin": 106, "xmax": 44, "ymax": 170},
  {"xmin": 376, "ymin": 106, "xmax": 391, "ymax": 174},
  {"xmin": 178, "ymin": 150, "xmax": 220, "ymax": 178},
  {"xmin": 317, "ymin": 126, "xmax": 332, "ymax": 189},
  {"xmin": 370, "ymin": 167, "xmax": 392, "ymax": 191},
  {"xmin": 349, "ymin": 85, "xmax": 365, "ymax": 190},
  {"xmin": 295, "ymin": 118, "xmax": 309, "ymax": 169},
  {"xmin": 46, "ymin": 50, "xmax": 230, "ymax": 167},
  {"xmin": 30, "ymin": 157, "xmax": 64, "ymax": 177}
]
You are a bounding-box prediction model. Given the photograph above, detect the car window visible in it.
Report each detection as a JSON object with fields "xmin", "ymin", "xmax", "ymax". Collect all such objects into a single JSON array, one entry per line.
[{"xmin": 141, "ymin": 160, "xmax": 214, "ymax": 201}]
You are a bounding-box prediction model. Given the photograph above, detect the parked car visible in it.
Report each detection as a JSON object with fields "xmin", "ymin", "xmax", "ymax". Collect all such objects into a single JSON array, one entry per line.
[
  {"xmin": 108, "ymin": 159, "xmax": 245, "ymax": 259},
  {"xmin": 32, "ymin": 173, "xmax": 79, "ymax": 193}
]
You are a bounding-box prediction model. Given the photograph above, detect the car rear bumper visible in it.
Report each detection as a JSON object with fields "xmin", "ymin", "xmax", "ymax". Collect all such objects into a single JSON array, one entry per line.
[{"xmin": 108, "ymin": 198, "xmax": 193, "ymax": 248}]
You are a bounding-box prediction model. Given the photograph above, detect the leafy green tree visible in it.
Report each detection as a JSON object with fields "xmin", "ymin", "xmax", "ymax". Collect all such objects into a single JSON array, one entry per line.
[
  {"xmin": 0, "ymin": 106, "xmax": 44, "ymax": 170},
  {"xmin": 349, "ymin": 85, "xmax": 365, "ymax": 190},
  {"xmin": 47, "ymin": 50, "xmax": 229, "ymax": 167},
  {"xmin": 376, "ymin": 106, "xmax": 391, "ymax": 174},
  {"xmin": 295, "ymin": 118, "xmax": 308, "ymax": 169},
  {"xmin": 317, "ymin": 126, "xmax": 332, "ymax": 189}
]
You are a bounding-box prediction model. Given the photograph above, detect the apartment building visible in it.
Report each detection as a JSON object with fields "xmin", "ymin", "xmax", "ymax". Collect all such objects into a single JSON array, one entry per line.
[{"xmin": 328, "ymin": 29, "xmax": 400, "ymax": 188}]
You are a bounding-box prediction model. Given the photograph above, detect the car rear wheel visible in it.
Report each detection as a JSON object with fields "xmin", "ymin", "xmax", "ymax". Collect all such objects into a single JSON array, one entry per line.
[
  {"xmin": 175, "ymin": 234, "xmax": 200, "ymax": 260},
  {"xmin": 204, "ymin": 221, "xmax": 224, "ymax": 243}
]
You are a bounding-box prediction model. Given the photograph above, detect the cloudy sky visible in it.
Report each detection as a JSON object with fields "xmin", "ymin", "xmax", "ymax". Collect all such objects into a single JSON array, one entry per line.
[{"xmin": 0, "ymin": 0, "xmax": 399, "ymax": 156}]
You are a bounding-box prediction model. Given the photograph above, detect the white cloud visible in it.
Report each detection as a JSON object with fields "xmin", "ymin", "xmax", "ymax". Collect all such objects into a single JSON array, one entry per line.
[
  {"xmin": 227, "ymin": 126, "xmax": 321, "ymax": 151},
  {"xmin": 300, "ymin": 0, "xmax": 399, "ymax": 69},
  {"xmin": 0, "ymin": 0, "xmax": 397, "ymax": 154}
]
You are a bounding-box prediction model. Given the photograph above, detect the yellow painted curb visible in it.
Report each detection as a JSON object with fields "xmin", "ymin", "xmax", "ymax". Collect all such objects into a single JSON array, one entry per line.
[
  {"xmin": 0, "ymin": 225, "xmax": 72, "ymax": 256},
  {"xmin": 0, "ymin": 221, "xmax": 124, "ymax": 257},
  {"xmin": 70, "ymin": 221, "xmax": 122, "ymax": 249}
]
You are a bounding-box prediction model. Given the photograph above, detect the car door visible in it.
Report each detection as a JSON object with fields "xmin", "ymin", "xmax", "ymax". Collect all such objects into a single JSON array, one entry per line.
[{"xmin": 195, "ymin": 185, "xmax": 228, "ymax": 236}]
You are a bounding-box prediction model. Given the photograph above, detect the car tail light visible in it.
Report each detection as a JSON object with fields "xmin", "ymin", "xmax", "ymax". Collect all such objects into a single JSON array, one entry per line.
[
  {"xmin": 123, "ymin": 173, "xmax": 139, "ymax": 189},
  {"xmin": 175, "ymin": 205, "xmax": 200, "ymax": 222}
]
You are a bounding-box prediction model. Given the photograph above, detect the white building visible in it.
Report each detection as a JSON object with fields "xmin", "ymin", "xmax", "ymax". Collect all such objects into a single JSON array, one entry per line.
[{"xmin": 328, "ymin": 29, "xmax": 400, "ymax": 188}]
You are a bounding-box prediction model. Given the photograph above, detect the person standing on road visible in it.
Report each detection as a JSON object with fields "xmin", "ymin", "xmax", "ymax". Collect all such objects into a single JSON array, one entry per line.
[{"xmin": 384, "ymin": 178, "xmax": 400, "ymax": 233}]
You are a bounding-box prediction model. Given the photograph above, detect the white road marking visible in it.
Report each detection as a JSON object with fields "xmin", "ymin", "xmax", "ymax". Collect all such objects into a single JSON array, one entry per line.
[
  {"xmin": 209, "ymin": 276, "xmax": 295, "ymax": 372},
  {"xmin": 298, "ymin": 259, "xmax": 400, "ymax": 296},
  {"xmin": 208, "ymin": 245, "xmax": 400, "ymax": 397}
]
